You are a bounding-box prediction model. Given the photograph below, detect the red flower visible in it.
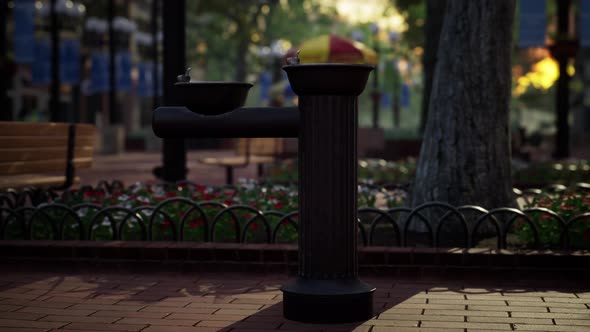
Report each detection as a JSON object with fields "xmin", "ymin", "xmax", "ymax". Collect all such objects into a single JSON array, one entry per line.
[
  {"xmin": 213, "ymin": 192, "xmax": 222, "ymax": 198},
  {"xmin": 250, "ymin": 223, "xmax": 259, "ymax": 231},
  {"xmin": 195, "ymin": 185, "xmax": 206, "ymax": 192},
  {"xmin": 560, "ymin": 205, "xmax": 575, "ymax": 211},
  {"xmin": 161, "ymin": 219, "xmax": 173, "ymax": 228},
  {"xmin": 166, "ymin": 192, "xmax": 177, "ymax": 198},
  {"xmin": 273, "ymin": 202, "xmax": 283, "ymax": 210},
  {"xmin": 91, "ymin": 200, "xmax": 101, "ymax": 205},
  {"xmin": 268, "ymin": 196, "xmax": 277, "ymax": 200},
  {"xmin": 538, "ymin": 200, "xmax": 552, "ymax": 208},
  {"xmin": 223, "ymin": 199, "xmax": 235, "ymax": 206},
  {"xmin": 203, "ymin": 194, "xmax": 212, "ymax": 201}
]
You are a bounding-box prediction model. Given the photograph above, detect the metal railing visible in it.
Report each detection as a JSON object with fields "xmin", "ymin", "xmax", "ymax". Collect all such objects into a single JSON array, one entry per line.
[{"xmin": 1, "ymin": 181, "xmax": 589, "ymax": 250}]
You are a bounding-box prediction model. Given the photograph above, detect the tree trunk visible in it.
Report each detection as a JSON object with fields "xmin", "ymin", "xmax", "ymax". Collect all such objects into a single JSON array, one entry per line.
[
  {"xmin": 411, "ymin": 0, "xmax": 516, "ymax": 209},
  {"xmin": 420, "ymin": 0, "xmax": 447, "ymax": 133}
]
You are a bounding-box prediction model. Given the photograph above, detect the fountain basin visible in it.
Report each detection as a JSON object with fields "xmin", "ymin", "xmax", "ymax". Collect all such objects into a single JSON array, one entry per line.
[
  {"xmin": 174, "ymin": 81, "xmax": 253, "ymax": 115},
  {"xmin": 283, "ymin": 64, "xmax": 373, "ymax": 96}
]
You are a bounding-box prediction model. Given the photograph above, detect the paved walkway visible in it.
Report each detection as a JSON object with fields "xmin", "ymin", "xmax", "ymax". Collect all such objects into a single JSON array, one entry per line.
[
  {"xmin": 0, "ymin": 271, "xmax": 588, "ymax": 332},
  {"xmin": 76, "ymin": 151, "xmax": 263, "ymax": 188}
]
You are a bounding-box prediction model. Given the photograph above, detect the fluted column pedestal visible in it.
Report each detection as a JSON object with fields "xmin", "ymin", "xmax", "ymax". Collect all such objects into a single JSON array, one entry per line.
[{"xmin": 281, "ymin": 64, "xmax": 375, "ymax": 323}]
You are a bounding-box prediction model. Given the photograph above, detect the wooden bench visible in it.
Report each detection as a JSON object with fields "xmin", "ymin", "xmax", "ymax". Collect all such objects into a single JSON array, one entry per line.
[
  {"xmin": 199, "ymin": 138, "xmax": 296, "ymax": 184},
  {"xmin": 0, "ymin": 122, "xmax": 96, "ymax": 191}
]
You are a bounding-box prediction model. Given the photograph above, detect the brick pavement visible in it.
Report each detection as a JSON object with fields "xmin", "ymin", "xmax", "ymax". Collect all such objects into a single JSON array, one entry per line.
[{"xmin": 0, "ymin": 271, "xmax": 588, "ymax": 331}]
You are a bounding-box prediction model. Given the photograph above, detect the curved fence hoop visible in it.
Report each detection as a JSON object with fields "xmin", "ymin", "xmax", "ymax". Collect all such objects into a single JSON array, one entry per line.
[
  {"xmin": 30, "ymin": 204, "xmax": 83, "ymax": 241},
  {"xmin": 357, "ymin": 218, "xmax": 368, "ymax": 246},
  {"xmin": 0, "ymin": 208, "xmax": 21, "ymax": 240},
  {"xmin": 565, "ymin": 213, "xmax": 590, "ymax": 251},
  {"xmin": 360, "ymin": 207, "xmax": 402, "ymax": 246},
  {"xmin": 178, "ymin": 205, "xmax": 210, "ymax": 242},
  {"xmin": 474, "ymin": 208, "xmax": 539, "ymax": 250},
  {"xmin": 430, "ymin": 204, "xmax": 470, "ymax": 248},
  {"xmin": 149, "ymin": 197, "xmax": 202, "ymax": 241},
  {"xmin": 523, "ymin": 207, "xmax": 568, "ymax": 250},
  {"xmin": 0, "ymin": 192, "xmax": 16, "ymax": 209},
  {"xmin": 454, "ymin": 205, "xmax": 499, "ymax": 249},
  {"xmin": 272, "ymin": 211, "xmax": 299, "ymax": 243},
  {"xmin": 87, "ymin": 206, "xmax": 129, "ymax": 240},
  {"xmin": 241, "ymin": 211, "xmax": 272, "ymax": 244},
  {"xmin": 402, "ymin": 202, "xmax": 449, "ymax": 247},
  {"xmin": 209, "ymin": 204, "xmax": 243, "ymax": 243}
]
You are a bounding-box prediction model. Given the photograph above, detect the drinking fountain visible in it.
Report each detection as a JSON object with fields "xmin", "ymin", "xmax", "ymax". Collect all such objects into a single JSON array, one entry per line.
[{"xmin": 152, "ymin": 58, "xmax": 375, "ymax": 323}]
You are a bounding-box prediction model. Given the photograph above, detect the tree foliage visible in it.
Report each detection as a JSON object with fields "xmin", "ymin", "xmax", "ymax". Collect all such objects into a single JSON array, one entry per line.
[{"xmin": 186, "ymin": 0, "xmax": 334, "ymax": 82}]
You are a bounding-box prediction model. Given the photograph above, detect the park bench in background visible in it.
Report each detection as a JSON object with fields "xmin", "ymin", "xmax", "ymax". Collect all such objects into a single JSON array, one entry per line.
[
  {"xmin": 199, "ymin": 138, "xmax": 296, "ymax": 184},
  {"xmin": 0, "ymin": 122, "xmax": 96, "ymax": 191}
]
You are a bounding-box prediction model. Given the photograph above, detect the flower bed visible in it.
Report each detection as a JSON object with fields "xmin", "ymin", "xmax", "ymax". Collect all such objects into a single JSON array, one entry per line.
[
  {"xmin": 2, "ymin": 182, "xmax": 405, "ymax": 243},
  {"xmin": 515, "ymin": 187, "xmax": 590, "ymax": 248},
  {"xmin": 1, "ymin": 181, "xmax": 588, "ymax": 250}
]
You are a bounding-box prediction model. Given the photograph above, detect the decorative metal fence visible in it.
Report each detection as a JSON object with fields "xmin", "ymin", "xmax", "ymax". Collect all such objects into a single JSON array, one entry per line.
[{"xmin": 1, "ymin": 181, "xmax": 589, "ymax": 251}]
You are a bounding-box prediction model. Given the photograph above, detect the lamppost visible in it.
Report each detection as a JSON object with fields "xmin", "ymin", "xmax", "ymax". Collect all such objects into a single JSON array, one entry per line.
[
  {"xmin": 40, "ymin": 0, "xmax": 83, "ymax": 122},
  {"xmin": 388, "ymin": 30, "xmax": 401, "ymax": 128},
  {"xmin": 369, "ymin": 23, "xmax": 380, "ymax": 129}
]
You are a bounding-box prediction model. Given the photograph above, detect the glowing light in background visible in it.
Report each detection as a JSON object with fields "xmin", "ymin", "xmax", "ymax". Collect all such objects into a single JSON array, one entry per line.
[
  {"xmin": 318, "ymin": 0, "xmax": 407, "ymax": 33},
  {"xmin": 514, "ymin": 57, "xmax": 575, "ymax": 96}
]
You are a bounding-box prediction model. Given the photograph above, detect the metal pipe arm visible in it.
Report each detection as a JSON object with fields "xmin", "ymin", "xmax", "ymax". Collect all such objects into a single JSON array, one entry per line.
[{"xmin": 152, "ymin": 107, "xmax": 299, "ymax": 138}]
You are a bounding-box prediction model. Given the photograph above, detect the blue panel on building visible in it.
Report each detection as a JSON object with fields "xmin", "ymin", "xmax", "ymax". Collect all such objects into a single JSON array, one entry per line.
[
  {"xmin": 137, "ymin": 62, "xmax": 154, "ymax": 97},
  {"xmin": 90, "ymin": 52, "xmax": 110, "ymax": 93},
  {"xmin": 31, "ymin": 39, "xmax": 51, "ymax": 85},
  {"xmin": 60, "ymin": 39, "xmax": 81, "ymax": 85},
  {"xmin": 116, "ymin": 51, "xmax": 133, "ymax": 91},
  {"xmin": 14, "ymin": 0, "xmax": 35, "ymax": 63},
  {"xmin": 518, "ymin": 0, "xmax": 546, "ymax": 48}
]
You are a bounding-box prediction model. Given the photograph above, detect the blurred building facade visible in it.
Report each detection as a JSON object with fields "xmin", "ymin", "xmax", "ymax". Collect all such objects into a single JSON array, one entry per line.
[{"xmin": 1, "ymin": 0, "xmax": 162, "ymax": 153}]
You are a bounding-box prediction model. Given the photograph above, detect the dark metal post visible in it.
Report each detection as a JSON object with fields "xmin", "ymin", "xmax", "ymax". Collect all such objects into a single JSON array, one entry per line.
[
  {"xmin": 151, "ymin": 0, "xmax": 159, "ymax": 108},
  {"xmin": 281, "ymin": 64, "xmax": 375, "ymax": 323},
  {"xmin": 107, "ymin": 0, "xmax": 117, "ymax": 125},
  {"xmin": 392, "ymin": 62, "xmax": 400, "ymax": 128},
  {"xmin": 371, "ymin": 49, "xmax": 380, "ymax": 129},
  {"xmin": 49, "ymin": 0, "xmax": 62, "ymax": 122},
  {"xmin": 161, "ymin": 0, "xmax": 186, "ymax": 182},
  {"xmin": 554, "ymin": 0, "xmax": 572, "ymax": 159},
  {"xmin": 0, "ymin": 0, "xmax": 10, "ymax": 121}
]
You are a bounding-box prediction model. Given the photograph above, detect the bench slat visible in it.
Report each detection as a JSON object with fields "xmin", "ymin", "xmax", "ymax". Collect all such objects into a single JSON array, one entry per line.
[
  {"xmin": 0, "ymin": 158, "xmax": 92, "ymax": 175},
  {"xmin": 0, "ymin": 136, "xmax": 95, "ymax": 149},
  {"xmin": 0, "ymin": 122, "xmax": 68, "ymax": 136},
  {"xmin": 0, "ymin": 147, "xmax": 93, "ymax": 162},
  {"xmin": 0, "ymin": 122, "xmax": 96, "ymax": 136},
  {"xmin": 74, "ymin": 124, "xmax": 96, "ymax": 136}
]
